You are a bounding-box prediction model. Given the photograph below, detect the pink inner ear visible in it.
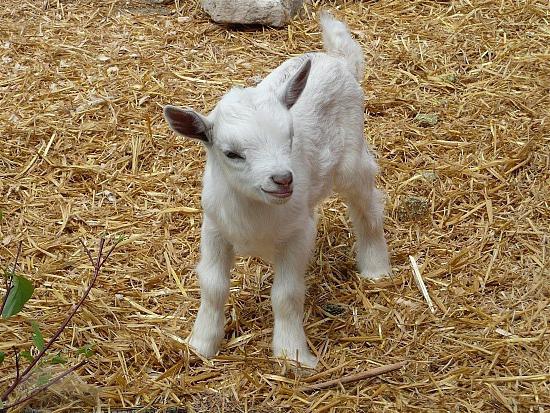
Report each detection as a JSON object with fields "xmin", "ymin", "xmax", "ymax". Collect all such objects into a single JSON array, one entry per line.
[
  {"xmin": 164, "ymin": 106, "xmax": 209, "ymax": 142},
  {"xmin": 283, "ymin": 59, "xmax": 311, "ymax": 110}
]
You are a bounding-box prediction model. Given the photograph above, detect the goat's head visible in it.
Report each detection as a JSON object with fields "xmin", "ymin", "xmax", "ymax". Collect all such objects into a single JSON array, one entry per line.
[{"xmin": 164, "ymin": 59, "xmax": 311, "ymax": 205}]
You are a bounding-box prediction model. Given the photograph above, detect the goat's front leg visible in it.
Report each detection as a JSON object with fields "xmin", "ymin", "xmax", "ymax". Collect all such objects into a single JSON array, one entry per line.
[
  {"xmin": 188, "ymin": 217, "xmax": 234, "ymax": 358},
  {"xmin": 272, "ymin": 220, "xmax": 317, "ymax": 368}
]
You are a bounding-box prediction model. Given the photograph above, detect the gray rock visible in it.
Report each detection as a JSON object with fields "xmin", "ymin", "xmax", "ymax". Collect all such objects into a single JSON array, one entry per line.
[{"xmin": 202, "ymin": 0, "xmax": 303, "ymax": 27}]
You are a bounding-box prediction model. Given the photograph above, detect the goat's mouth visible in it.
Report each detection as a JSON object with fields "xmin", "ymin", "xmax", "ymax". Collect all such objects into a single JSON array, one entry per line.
[{"xmin": 261, "ymin": 187, "xmax": 293, "ymax": 199}]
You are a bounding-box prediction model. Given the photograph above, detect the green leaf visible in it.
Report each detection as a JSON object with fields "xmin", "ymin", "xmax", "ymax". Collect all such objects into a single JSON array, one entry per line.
[
  {"xmin": 31, "ymin": 321, "xmax": 45, "ymax": 351},
  {"xmin": 0, "ymin": 351, "xmax": 5, "ymax": 364},
  {"xmin": 77, "ymin": 344, "xmax": 94, "ymax": 358},
  {"xmin": 20, "ymin": 350, "xmax": 33, "ymax": 362},
  {"xmin": 50, "ymin": 352, "xmax": 66, "ymax": 365},
  {"xmin": 1, "ymin": 275, "xmax": 34, "ymax": 318},
  {"xmin": 0, "ymin": 209, "xmax": 3, "ymax": 222},
  {"xmin": 0, "ymin": 399, "xmax": 4, "ymax": 409}
]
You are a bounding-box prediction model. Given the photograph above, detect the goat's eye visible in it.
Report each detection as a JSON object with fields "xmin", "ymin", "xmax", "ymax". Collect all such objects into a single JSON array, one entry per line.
[{"xmin": 225, "ymin": 151, "xmax": 244, "ymax": 160}]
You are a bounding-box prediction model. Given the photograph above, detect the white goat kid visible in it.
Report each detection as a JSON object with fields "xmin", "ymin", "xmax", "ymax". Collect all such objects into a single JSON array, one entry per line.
[{"xmin": 163, "ymin": 13, "xmax": 391, "ymax": 368}]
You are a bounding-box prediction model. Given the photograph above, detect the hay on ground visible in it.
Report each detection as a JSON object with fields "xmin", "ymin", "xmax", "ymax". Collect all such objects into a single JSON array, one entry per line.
[{"xmin": 1, "ymin": 0, "xmax": 549, "ymax": 411}]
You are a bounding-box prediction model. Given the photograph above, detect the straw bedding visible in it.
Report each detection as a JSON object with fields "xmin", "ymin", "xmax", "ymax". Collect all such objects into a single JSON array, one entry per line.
[{"xmin": 1, "ymin": 0, "xmax": 549, "ymax": 411}]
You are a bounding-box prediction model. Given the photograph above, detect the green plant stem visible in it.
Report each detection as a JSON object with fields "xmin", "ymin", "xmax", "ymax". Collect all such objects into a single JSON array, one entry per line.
[
  {"xmin": 0, "ymin": 241, "xmax": 22, "ymax": 316},
  {"xmin": 2, "ymin": 360, "xmax": 86, "ymax": 410},
  {"xmin": 1, "ymin": 238, "xmax": 117, "ymax": 403}
]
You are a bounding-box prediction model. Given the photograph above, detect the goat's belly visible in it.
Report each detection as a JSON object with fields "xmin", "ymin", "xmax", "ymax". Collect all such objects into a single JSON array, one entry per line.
[
  {"xmin": 234, "ymin": 243, "xmax": 274, "ymax": 261},
  {"xmin": 215, "ymin": 219, "xmax": 277, "ymax": 260},
  {"xmin": 231, "ymin": 238, "xmax": 275, "ymax": 262},
  {"xmin": 212, "ymin": 203, "xmax": 304, "ymax": 262}
]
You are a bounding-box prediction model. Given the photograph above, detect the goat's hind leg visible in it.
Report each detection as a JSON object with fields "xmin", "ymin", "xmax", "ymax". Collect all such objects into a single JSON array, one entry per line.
[{"xmin": 337, "ymin": 156, "xmax": 391, "ymax": 280}]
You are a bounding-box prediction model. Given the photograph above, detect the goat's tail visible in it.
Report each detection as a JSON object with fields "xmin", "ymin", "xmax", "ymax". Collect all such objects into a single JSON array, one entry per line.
[{"xmin": 320, "ymin": 11, "xmax": 364, "ymax": 82}]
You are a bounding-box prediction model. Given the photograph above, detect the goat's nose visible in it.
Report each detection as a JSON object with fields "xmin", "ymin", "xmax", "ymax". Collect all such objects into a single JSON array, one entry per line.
[{"xmin": 271, "ymin": 172, "xmax": 293, "ymax": 186}]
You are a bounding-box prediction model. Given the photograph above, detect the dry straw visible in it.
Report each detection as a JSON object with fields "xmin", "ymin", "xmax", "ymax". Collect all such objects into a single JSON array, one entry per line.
[{"xmin": 1, "ymin": 0, "xmax": 549, "ymax": 411}]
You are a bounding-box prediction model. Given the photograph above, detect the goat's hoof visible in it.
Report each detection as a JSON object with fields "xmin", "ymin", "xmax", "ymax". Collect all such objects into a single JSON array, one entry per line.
[
  {"xmin": 187, "ymin": 334, "xmax": 219, "ymax": 359},
  {"xmin": 359, "ymin": 258, "xmax": 392, "ymax": 280},
  {"xmin": 359, "ymin": 261, "xmax": 392, "ymax": 280},
  {"xmin": 275, "ymin": 350, "xmax": 318, "ymax": 370},
  {"xmin": 359, "ymin": 270, "xmax": 391, "ymax": 281},
  {"xmin": 297, "ymin": 353, "xmax": 318, "ymax": 370}
]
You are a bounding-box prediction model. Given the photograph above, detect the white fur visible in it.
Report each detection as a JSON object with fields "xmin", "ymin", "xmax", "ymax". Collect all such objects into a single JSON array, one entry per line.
[{"xmin": 164, "ymin": 12, "xmax": 391, "ymax": 368}]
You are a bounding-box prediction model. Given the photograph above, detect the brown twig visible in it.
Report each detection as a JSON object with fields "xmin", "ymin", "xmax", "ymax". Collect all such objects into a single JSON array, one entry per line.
[
  {"xmin": 2, "ymin": 360, "xmax": 87, "ymax": 410},
  {"xmin": 297, "ymin": 361, "xmax": 407, "ymax": 392},
  {"xmin": 79, "ymin": 238, "xmax": 117, "ymax": 272},
  {"xmin": 0, "ymin": 241, "xmax": 23, "ymax": 316},
  {"xmin": 1, "ymin": 237, "xmax": 117, "ymax": 403},
  {"xmin": 14, "ymin": 349, "xmax": 20, "ymax": 383},
  {"xmin": 78, "ymin": 238, "xmax": 96, "ymax": 267},
  {"xmin": 11, "ymin": 242, "xmax": 22, "ymax": 276},
  {"xmin": 0, "ymin": 276, "xmax": 9, "ymax": 316}
]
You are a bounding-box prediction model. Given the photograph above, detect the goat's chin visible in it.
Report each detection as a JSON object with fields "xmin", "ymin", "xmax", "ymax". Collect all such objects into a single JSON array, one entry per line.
[
  {"xmin": 266, "ymin": 196, "xmax": 291, "ymax": 205},
  {"xmin": 234, "ymin": 186, "xmax": 292, "ymax": 205},
  {"xmin": 261, "ymin": 192, "xmax": 292, "ymax": 205}
]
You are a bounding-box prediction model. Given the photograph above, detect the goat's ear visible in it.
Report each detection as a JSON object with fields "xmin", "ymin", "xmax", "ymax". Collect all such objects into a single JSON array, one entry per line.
[
  {"xmin": 163, "ymin": 105, "xmax": 211, "ymax": 143},
  {"xmin": 281, "ymin": 59, "xmax": 311, "ymax": 110}
]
